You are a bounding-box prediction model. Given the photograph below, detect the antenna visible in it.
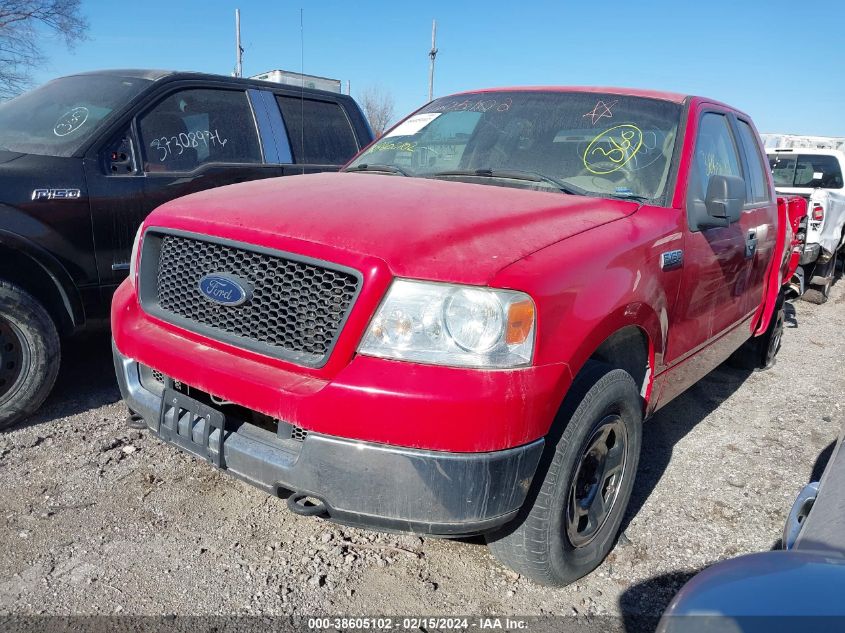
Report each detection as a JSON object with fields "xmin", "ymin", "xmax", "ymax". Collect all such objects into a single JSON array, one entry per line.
[
  {"xmin": 234, "ymin": 9, "xmax": 243, "ymax": 78},
  {"xmin": 299, "ymin": 7, "xmax": 305, "ymax": 173},
  {"xmin": 428, "ymin": 19, "xmax": 438, "ymax": 101}
]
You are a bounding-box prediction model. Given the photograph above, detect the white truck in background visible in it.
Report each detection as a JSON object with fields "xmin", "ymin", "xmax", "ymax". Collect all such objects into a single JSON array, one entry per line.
[{"xmin": 764, "ymin": 136, "xmax": 845, "ymax": 304}]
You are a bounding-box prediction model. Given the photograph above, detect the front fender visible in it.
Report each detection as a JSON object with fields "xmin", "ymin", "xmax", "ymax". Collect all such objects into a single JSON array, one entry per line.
[
  {"xmin": 0, "ymin": 223, "xmax": 85, "ymax": 329},
  {"xmin": 492, "ymin": 205, "xmax": 684, "ymax": 409}
]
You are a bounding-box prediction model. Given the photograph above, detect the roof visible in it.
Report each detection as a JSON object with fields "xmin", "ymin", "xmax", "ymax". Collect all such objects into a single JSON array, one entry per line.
[
  {"xmin": 768, "ymin": 147, "xmax": 845, "ymax": 158},
  {"xmin": 449, "ymin": 85, "xmax": 690, "ymax": 104},
  {"xmin": 69, "ymin": 69, "xmax": 176, "ymax": 81},
  {"xmin": 58, "ymin": 69, "xmax": 353, "ymax": 98}
]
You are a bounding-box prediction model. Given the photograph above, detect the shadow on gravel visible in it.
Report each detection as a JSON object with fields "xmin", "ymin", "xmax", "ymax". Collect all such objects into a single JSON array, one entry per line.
[
  {"xmin": 619, "ymin": 568, "xmax": 702, "ymax": 632},
  {"xmin": 10, "ymin": 331, "xmax": 120, "ymax": 431},
  {"xmin": 620, "ymin": 365, "xmax": 753, "ymax": 535},
  {"xmin": 810, "ymin": 440, "xmax": 836, "ymax": 483}
]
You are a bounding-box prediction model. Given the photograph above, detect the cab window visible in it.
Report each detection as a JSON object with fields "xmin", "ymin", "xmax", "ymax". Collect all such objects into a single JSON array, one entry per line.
[
  {"xmin": 688, "ymin": 113, "xmax": 743, "ymax": 204},
  {"xmin": 276, "ymin": 96, "xmax": 358, "ymax": 165},
  {"xmin": 735, "ymin": 120, "xmax": 771, "ymax": 203},
  {"xmin": 138, "ymin": 89, "xmax": 262, "ymax": 172}
]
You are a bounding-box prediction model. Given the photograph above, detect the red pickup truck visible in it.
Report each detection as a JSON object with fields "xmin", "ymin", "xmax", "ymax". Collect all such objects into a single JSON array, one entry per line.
[{"xmin": 112, "ymin": 87, "xmax": 794, "ymax": 586}]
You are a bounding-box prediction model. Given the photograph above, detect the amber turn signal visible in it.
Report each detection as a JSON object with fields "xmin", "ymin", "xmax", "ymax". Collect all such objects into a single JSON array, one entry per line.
[{"xmin": 506, "ymin": 299, "xmax": 535, "ymax": 345}]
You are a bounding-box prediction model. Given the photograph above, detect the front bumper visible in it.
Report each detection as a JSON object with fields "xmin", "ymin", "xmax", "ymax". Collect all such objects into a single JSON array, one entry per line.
[
  {"xmin": 114, "ymin": 343, "xmax": 544, "ymax": 535},
  {"xmin": 111, "ymin": 280, "xmax": 568, "ymax": 453}
]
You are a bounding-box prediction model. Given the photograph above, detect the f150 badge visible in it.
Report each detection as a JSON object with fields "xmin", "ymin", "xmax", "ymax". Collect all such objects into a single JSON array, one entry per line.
[
  {"xmin": 31, "ymin": 188, "xmax": 81, "ymax": 201},
  {"xmin": 660, "ymin": 250, "xmax": 684, "ymax": 271},
  {"xmin": 198, "ymin": 273, "xmax": 252, "ymax": 307}
]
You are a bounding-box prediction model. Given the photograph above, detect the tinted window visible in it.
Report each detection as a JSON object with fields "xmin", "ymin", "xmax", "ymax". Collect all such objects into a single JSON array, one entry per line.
[
  {"xmin": 736, "ymin": 120, "xmax": 770, "ymax": 202},
  {"xmin": 0, "ymin": 75, "xmax": 151, "ymax": 157},
  {"xmin": 276, "ymin": 96, "xmax": 359, "ymax": 164},
  {"xmin": 767, "ymin": 153, "xmax": 843, "ymax": 189},
  {"xmin": 138, "ymin": 89, "xmax": 261, "ymax": 172},
  {"xmin": 347, "ymin": 91, "xmax": 683, "ymax": 201},
  {"xmin": 688, "ymin": 113, "xmax": 742, "ymax": 203}
]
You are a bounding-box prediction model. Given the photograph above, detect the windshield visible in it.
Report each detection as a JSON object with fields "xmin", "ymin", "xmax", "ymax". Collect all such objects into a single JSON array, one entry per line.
[
  {"xmin": 0, "ymin": 75, "xmax": 152, "ymax": 157},
  {"xmin": 768, "ymin": 153, "xmax": 843, "ymax": 189},
  {"xmin": 347, "ymin": 91, "xmax": 682, "ymax": 201}
]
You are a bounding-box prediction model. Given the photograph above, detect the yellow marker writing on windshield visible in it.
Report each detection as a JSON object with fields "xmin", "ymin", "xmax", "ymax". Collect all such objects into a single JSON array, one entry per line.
[{"xmin": 583, "ymin": 124, "xmax": 644, "ymax": 175}]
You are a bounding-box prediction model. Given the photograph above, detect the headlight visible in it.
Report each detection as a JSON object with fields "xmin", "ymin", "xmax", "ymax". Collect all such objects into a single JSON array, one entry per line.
[
  {"xmin": 359, "ymin": 279, "xmax": 535, "ymax": 368},
  {"xmin": 128, "ymin": 224, "xmax": 143, "ymax": 286}
]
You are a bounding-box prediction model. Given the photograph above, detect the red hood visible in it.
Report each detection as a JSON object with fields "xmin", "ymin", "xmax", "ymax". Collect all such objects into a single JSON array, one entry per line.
[{"xmin": 147, "ymin": 172, "xmax": 638, "ymax": 284}]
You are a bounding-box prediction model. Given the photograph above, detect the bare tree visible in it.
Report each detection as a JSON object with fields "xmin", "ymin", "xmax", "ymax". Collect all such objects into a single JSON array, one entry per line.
[
  {"xmin": 0, "ymin": 0, "xmax": 88, "ymax": 99},
  {"xmin": 359, "ymin": 85, "xmax": 395, "ymax": 137}
]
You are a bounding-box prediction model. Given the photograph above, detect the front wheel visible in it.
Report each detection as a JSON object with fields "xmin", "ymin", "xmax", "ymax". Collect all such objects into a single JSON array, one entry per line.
[
  {"xmin": 0, "ymin": 280, "xmax": 61, "ymax": 430},
  {"xmin": 486, "ymin": 363, "xmax": 642, "ymax": 586}
]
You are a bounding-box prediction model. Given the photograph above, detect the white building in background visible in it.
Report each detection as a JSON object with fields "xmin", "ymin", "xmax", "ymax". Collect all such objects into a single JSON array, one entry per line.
[
  {"xmin": 762, "ymin": 133, "xmax": 845, "ymax": 153},
  {"xmin": 251, "ymin": 69, "xmax": 342, "ymax": 94}
]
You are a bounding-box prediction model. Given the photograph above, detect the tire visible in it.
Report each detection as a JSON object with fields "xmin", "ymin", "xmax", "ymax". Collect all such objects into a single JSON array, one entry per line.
[
  {"xmin": 486, "ymin": 362, "xmax": 642, "ymax": 586},
  {"xmin": 728, "ymin": 296, "xmax": 785, "ymax": 371},
  {"xmin": 803, "ymin": 250, "xmax": 837, "ymax": 305},
  {"xmin": 0, "ymin": 280, "xmax": 61, "ymax": 430}
]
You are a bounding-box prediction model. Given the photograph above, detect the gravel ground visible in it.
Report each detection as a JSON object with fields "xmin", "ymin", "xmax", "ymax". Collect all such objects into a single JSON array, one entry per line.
[{"xmin": 0, "ymin": 281, "xmax": 843, "ymax": 623}]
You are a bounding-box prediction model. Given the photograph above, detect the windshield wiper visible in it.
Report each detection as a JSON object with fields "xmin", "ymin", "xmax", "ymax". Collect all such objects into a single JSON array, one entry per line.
[
  {"xmin": 427, "ymin": 168, "xmax": 586, "ymax": 195},
  {"xmin": 345, "ymin": 163, "xmax": 411, "ymax": 177},
  {"xmin": 606, "ymin": 192, "xmax": 650, "ymax": 203}
]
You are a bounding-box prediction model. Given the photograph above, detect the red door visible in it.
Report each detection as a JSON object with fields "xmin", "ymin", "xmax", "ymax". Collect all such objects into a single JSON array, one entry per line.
[{"xmin": 665, "ymin": 109, "xmax": 753, "ymax": 367}]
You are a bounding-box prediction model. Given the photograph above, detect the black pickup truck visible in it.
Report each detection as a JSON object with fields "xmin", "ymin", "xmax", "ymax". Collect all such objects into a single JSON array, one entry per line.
[{"xmin": 0, "ymin": 69, "xmax": 373, "ymax": 428}]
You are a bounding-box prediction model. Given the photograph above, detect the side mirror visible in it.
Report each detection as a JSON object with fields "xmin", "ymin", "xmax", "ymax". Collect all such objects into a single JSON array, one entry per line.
[{"xmin": 704, "ymin": 175, "xmax": 745, "ymax": 225}]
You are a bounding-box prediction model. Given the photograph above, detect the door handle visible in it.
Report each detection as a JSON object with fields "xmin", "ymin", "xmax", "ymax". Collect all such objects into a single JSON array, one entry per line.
[{"xmin": 745, "ymin": 231, "xmax": 758, "ymax": 259}]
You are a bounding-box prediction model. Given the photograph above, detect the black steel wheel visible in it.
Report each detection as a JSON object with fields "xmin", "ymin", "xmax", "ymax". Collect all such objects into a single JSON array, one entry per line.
[
  {"xmin": 566, "ymin": 414, "xmax": 628, "ymax": 547},
  {"xmin": 0, "ymin": 317, "xmax": 28, "ymax": 405}
]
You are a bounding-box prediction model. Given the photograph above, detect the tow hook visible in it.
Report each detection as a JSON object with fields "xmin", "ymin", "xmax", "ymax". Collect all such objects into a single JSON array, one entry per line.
[{"xmin": 287, "ymin": 493, "xmax": 330, "ymax": 518}]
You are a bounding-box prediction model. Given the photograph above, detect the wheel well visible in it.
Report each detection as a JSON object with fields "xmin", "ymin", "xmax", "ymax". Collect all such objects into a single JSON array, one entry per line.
[
  {"xmin": 0, "ymin": 246, "xmax": 74, "ymax": 336},
  {"xmin": 588, "ymin": 326, "xmax": 651, "ymax": 401}
]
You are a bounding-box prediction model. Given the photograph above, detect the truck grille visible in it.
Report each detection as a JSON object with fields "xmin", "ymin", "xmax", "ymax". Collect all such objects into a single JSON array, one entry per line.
[{"xmin": 140, "ymin": 231, "xmax": 361, "ymax": 367}]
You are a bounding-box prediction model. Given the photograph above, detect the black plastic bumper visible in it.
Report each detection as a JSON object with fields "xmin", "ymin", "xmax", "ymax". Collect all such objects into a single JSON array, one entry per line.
[{"xmin": 113, "ymin": 342, "xmax": 544, "ymax": 536}]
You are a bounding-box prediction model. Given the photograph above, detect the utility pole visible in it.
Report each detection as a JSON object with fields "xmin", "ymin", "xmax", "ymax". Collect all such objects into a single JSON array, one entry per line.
[
  {"xmin": 428, "ymin": 19, "xmax": 437, "ymax": 101},
  {"xmin": 234, "ymin": 9, "xmax": 243, "ymax": 78}
]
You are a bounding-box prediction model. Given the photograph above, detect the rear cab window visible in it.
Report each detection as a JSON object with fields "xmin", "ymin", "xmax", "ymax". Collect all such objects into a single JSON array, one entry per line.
[
  {"xmin": 768, "ymin": 153, "xmax": 843, "ymax": 189},
  {"xmin": 276, "ymin": 96, "xmax": 359, "ymax": 165},
  {"xmin": 137, "ymin": 88, "xmax": 262, "ymax": 172}
]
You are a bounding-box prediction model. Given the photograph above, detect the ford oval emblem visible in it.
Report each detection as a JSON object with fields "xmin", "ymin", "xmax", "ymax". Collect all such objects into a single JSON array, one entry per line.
[{"xmin": 198, "ymin": 273, "xmax": 252, "ymax": 307}]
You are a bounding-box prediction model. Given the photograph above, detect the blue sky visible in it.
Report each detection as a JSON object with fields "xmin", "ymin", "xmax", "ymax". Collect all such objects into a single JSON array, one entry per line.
[{"xmin": 31, "ymin": 0, "xmax": 845, "ymax": 135}]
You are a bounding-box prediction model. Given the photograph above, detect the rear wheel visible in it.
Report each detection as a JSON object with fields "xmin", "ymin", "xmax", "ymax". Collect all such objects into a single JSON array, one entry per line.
[
  {"xmin": 729, "ymin": 295, "xmax": 785, "ymax": 371},
  {"xmin": 0, "ymin": 280, "xmax": 60, "ymax": 430},
  {"xmin": 486, "ymin": 362, "xmax": 642, "ymax": 586}
]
